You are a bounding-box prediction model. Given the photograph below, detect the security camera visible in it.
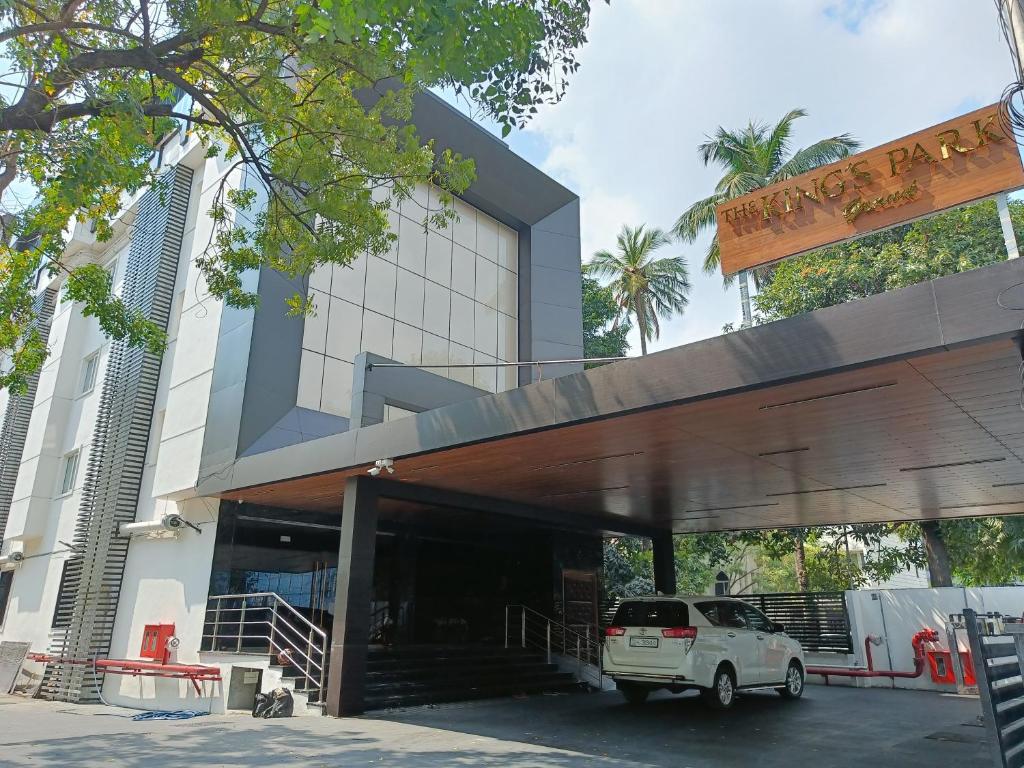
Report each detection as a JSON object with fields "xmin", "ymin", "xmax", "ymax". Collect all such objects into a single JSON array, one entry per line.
[
  {"xmin": 368, "ymin": 458, "xmax": 394, "ymax": 477},
  {"xmin": 0, "ymin": 550, "xmax": 25, "ymax": 567},
  {"xmin": 118, "ymin": 513, "xmax": 200, "ymax": 538}
]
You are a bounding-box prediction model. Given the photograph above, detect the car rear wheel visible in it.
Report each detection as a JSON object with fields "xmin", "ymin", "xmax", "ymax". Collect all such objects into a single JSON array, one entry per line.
[
  {"xmin": 778, "ymin": 661, "xmax": 804, "ymax": 699},
  {"xmin": 702, "ymin": 665, "xmax": 736, "ymax": 710},
  {"xmin": 618, "ymin": 684, "xmax": 649, "ymax": 705}
]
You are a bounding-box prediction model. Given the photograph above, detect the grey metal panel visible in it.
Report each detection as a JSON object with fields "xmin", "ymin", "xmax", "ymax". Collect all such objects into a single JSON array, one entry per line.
[
  {"xmin": 531, "ymin": 302, "xmax": 586, "ymax": 349},
  {"xmin": 242, "ymin": 407, "xmax": 349, "ymax": 456},
  {"xmin": 531, "ymin": 264, "xmax": 583, "ymax": 311},
  {"xmin": 350, "ymin": 352, "xmax": 487, "ymax": 428},
  {"xmin": 406, "ymin": 91, "xmax": 576, "ymax": 228},
  {"xmin": 528, "ymin": 199, "xmax": 583, "ymax": 381},
  {"xmin": 45, "ymin": 165, "xmax": 194, "ymax": 703},
  {"xmin": 236, "ymin": 268, "xmax": 306, "ymax": 454},
  {"xmin": 201, "ymin": 259, "xmax": 1024, "ymax": 500},
  {"xmin": 0, "ymin": 287, "xmax": 57, "ymax": 547},
  {"xmin": 932, "ymin": 258, "xmax": 1024, "ymax": 348}
]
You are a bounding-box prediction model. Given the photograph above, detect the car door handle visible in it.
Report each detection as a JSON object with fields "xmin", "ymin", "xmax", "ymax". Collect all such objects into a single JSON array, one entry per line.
[
  {"xmin": 756, "ymin": 634, "xmax": 765, "ymax": 640},
  {"xmin": 726, "ymin": 632, "xmax": 736, "ymax": 638}
]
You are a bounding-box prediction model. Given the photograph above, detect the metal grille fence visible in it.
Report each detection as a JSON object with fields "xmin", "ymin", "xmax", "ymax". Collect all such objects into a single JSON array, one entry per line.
[
  {"xmin": 964, "ymin": 608, "xmax": 1024, "ymax": 768},
  {"xmin": 743, "ymin": 591, "xmax": 854, "ymax": 653}
]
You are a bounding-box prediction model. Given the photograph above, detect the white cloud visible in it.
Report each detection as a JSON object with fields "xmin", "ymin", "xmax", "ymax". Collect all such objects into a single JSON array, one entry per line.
[{"xmin": 508, "ymin": 0, "xmax": 1015, "ymax": 353}]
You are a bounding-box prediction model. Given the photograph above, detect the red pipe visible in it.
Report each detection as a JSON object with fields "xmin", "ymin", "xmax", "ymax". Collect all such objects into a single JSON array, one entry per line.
[{"xmin": 806, "ymin": 628, "xmax": 939, "ymax": 683}]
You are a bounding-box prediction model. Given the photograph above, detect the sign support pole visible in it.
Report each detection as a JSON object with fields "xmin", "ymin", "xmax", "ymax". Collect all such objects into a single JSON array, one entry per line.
[
  {"xmin": 997, "ymin": 192, "xmax": 1020, "ymax": 260},
  {"xmin": 738, "ymin": 270, "xmax": 753, "ymax": 328}
]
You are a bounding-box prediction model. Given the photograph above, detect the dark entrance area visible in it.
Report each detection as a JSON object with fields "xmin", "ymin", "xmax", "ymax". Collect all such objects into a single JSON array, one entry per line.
[
  {"xmin": 208, "ymin": 501, "xmax": 599, "ymax": 645},
  {"xmin": 206, "ymin": 488, "xmax": 610, "ymax": 712}
]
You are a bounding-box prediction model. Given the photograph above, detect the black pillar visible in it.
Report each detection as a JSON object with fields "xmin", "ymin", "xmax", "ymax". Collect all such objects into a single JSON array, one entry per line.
[
  {"xmin": 652, "ymin": 532, "xmax": 676, "ymax": 595},
  {"xmin": 326, "ymin": 476, "xmax": 378, "ymax": 717}
]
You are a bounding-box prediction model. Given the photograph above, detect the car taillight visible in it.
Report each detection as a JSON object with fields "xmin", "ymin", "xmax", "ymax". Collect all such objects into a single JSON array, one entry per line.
[
  {"xmin": 605, "ymin": 626, "xmax": 626, "ymax": 637},
  {"xmin": 661, "ymin": 626, "xmax": 698, "ymax": 640}
]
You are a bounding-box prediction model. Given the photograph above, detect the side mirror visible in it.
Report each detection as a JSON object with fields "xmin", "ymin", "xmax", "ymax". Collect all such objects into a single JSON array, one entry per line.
[{"xmin": 772, "ymin": 622, "xmax": 786, "ymax": 633}]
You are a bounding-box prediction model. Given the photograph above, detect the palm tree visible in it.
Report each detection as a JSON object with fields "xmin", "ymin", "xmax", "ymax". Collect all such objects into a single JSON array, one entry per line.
[
  {"xmin": 586, "ymin": 225, "xmax": 690, "ymax": 356},
  {"xmin": 674, "ymin": 108, "xmax": 859, "ymax": 278}
]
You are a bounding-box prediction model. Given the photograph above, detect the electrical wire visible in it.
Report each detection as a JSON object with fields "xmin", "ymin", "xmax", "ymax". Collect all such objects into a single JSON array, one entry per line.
[{"xmin": 994, "ymin": 0, "xmax": 1024, "ymax": 139}]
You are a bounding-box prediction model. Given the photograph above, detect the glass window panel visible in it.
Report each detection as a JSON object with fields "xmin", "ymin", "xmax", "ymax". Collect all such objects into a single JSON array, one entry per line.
[
  {"xmin": 392, "ymin": 322, "xmax": 423, "ymax": 366},
  {"xmin": 332, "ymin": 252, "xmax": 366, "ymax": 305},
  {"xmin": 421, "ymin": 331, "xmax": 449, "ymax": 378},
  {"xmin": 473, "ymin": 350, "xmax": 497, "ymax": 393},
  {"xmin": 397, "ymin": 215, "xmax": 427, "ymax": 275},
  {"xmin": 474, "ymin": 303, "xmax": 497, "ymax": 357},
  {"xmin": 384, "ymin": 405, "xmax": 416, "ymax": 422},
  {"xmin": 382, "ymin": 209, "xmax": 400, "ymax": 262},
  {"xmin": 451, "ymin": 243, "xmax": 476, "ymax": 298},
  {"xmin": 498, "ymin": 268, "xmax": 517, "ymax": 317},
  {"xmin": 477, "ymin": 213, "xmax": 499, "ymax": 262},
  {"xmin": 79, "ymin": 351, "xmax": 100, "ymax": 395},
  {"xmin": 425, "ymin": 231, "xmax": 452, "ymax": 287},
  {"xmin": 497, "ymin": 312, "xmax": 517, "ymax": 362},
  {"xmin": 498, "ymin": 364, "xmax": 519, "ymax": 392},
  {"xmin": 400, "ymin": 183, "xmax": 429, "ymax": 219},
  {"xmin": 449, "ymin": 293, "xmax": 474, "ymax": 349},
  {"xmin": 308, "ymin": 263, "xmax": 332, "ymax": 293},
  {"xmin": 448, "ymin": 341, "xmax": 474, "ymax": 386},
  {"xmin": 320, "ymin": 357, "xmax": 353, "ymax": 419},
  {"xmin": 302, "ymin": 289, "xmax": 329, "ymax": 354},
  {"xmin": 475, "ymin": 256, "xmax": 498, "ymax": 309},
  {"xmin": 394, "ymin": 268, "xmax": 425, "ymax": 328},
  {"xmin": 452, "ymin": 197, "xmax": 477, "ymax": 250},
  {"xmin": 325, "ymin": 297, "xmax": 362, "ymax": 363},
  {"xmin": 360, "ymin": 310, "xmax": 394, "ymax": 359},
  {"xmin": 59, "ymin": 450, "xmax": 80, "ymax": 495},
  {"xmin": 364, "ymin": 256, "xmax": 397, "ymax": 318},
  {"xmin": 497, "ymin": 224, "xmax": 518, "ymax": 272},
  {"xmin": 422, "ymin": 281, "xmax": 450, "ymax": 339},
  {"xmin": 297, "ymin": 350, "xmax": 325, "ymax": 411}
]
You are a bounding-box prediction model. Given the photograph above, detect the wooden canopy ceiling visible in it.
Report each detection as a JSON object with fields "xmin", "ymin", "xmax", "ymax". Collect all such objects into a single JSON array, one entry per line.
[{"xmin": 222, "ymin": 337, "xmax": 1024, "ymax": 535}]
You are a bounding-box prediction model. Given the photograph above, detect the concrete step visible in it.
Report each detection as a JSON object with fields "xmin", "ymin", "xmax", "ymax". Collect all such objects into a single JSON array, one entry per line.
[{"xmin": 364, "ymin": 677, "xmax": 583, "ymax": 710}]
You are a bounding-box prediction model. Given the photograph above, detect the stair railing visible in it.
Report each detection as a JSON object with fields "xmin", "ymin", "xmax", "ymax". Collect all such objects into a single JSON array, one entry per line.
[
  {"xmin": 504, "ymin": 604, "xmax": 603, "ymax": 688},
  {"xmin": 202, "ymin": 592, "xmax": 327, "ymax": 706}
]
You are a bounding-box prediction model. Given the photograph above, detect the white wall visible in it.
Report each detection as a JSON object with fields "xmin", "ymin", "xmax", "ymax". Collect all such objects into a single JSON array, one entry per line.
[
  {"xmin": 101, "ymin": 497, "xmax": 222, "ymax": 711},
  {"xmin": 809, "ymin": 586, "xmax": 1024, "ymax": 691}
]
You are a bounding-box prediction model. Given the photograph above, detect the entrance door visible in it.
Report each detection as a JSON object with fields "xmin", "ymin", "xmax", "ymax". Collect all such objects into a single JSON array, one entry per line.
[{"xmin": 562, "ymin": 570, "xmax": 599, "ymax": 639}]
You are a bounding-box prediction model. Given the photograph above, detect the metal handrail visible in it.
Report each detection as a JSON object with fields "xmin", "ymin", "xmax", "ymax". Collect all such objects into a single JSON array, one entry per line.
[
  {"xmin": 206, "ymin": 592, "xmax": 327, "ymax": 640},
  {"xmin": 504, "ymin": 604, "xmax": 602, "ymax": 687},
  {"xmin": 204, "ymin": 608, "xmax": 326, "ymax": 661},
  {"xmin": 204, "ymin": 593, "xmax": 328, "ymax": 705}
]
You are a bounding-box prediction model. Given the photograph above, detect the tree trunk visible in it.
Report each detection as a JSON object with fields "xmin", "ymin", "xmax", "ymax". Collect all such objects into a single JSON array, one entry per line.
[
  {"xmin": 794, "ymin": 534, "xmax": 809, "ymax": 592},
  {"xmin": 636, "ymin": 304, "xmax": 648, "ymax": 356},
  {"xmin": 921, "ymin": 521, "xmax": 954, "ymax": 587}
]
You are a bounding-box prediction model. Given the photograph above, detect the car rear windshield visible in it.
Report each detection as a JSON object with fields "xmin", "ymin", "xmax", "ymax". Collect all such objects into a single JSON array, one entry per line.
[{"xmin": 611, "ymin": 600, "xmax": 689, "ymax": 628}]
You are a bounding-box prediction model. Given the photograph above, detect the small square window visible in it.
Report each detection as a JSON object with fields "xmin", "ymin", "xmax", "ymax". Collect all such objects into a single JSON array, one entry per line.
[
  {"xmin": 79, "ymin": 351, "xmax": 100, "ymax": 396},
  {"xmin": 58, "ymin": 450, "xmax": 80, "ymax": 496}
]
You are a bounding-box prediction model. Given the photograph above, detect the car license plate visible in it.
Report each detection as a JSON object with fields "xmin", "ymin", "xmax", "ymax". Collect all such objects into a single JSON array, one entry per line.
[{"xmin": 629, "ymin": 636, "xmax": 659, "ymax": 648}]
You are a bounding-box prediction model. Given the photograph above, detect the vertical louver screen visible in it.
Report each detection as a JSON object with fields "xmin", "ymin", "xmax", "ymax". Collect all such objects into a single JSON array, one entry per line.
[
  {"xmin": 0, "ymin": 287, "xmax": 58, "ymax": 550},
  {"xmin": 44, "ymin": 165, "xmax": 193, "ymax": 702}
]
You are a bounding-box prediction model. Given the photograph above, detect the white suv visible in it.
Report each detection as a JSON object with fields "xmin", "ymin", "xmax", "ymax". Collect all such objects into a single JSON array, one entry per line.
[{"xmin": 602, "ymin": 596, "xmax": 805, "ymax": 709}]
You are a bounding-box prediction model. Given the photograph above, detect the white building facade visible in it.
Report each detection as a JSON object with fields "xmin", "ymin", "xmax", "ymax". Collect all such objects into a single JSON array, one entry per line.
[{"xmin": 0, "ymin": 91, "xmax": 585, "ymax": 712}]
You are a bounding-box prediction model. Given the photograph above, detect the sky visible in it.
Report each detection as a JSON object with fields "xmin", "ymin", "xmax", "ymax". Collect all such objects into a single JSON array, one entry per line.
[{"xmin": 453, "ymin": 0, "xmax": 1019, "ymax": 355}]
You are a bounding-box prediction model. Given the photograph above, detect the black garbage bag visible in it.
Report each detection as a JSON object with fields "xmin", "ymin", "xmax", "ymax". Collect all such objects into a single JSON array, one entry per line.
[{"xmin": 252, "ymin": 687, "xmax": 294, "ymax": 718}]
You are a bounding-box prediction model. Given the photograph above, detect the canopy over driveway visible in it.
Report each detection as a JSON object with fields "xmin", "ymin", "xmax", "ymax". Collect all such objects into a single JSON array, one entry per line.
[{"xmin": 200, "ymin": 259, "xmax": 1024, "ymax": 536}]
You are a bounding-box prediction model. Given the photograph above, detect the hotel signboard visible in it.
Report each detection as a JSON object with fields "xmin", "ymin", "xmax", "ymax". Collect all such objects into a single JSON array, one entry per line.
[{"xmin": 716, "ymin": 103, "xmax": 1024, "ymax": 276}]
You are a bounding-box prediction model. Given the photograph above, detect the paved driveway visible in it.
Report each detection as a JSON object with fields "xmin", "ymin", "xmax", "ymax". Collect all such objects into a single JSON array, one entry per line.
[{"xmin": 1, "ymin": 685, "xmax": 991, "ymax": 767}]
